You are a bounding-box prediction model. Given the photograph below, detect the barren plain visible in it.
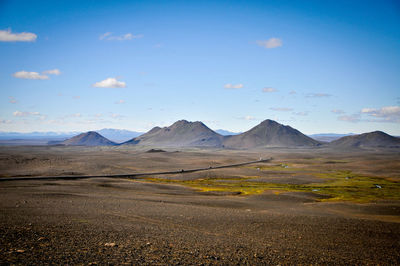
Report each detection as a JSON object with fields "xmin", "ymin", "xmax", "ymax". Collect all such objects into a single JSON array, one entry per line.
[{"xmin": 0, "ymin": 145, "xmax": 399, "ymax": 264}]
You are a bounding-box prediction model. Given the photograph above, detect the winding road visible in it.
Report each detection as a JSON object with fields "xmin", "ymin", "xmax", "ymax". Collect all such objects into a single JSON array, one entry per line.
[{"xmin": 0, "ymin": 158, "xmax": 272, "ymax": 182}]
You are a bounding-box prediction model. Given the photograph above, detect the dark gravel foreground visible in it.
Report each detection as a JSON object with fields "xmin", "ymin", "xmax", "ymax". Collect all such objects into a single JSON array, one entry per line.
[{"xmin": 1, "ymin": 178, "xmax": 399, "ymax": 265}]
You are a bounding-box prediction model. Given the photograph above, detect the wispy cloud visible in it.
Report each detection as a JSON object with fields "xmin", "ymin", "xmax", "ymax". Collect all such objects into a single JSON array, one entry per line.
[
  {"xmin": 338, "ymin": 114, "xmax": 360, "ymax": 123},
  {"xmin": 110, "ymin": 113, "xmax": 124, "ymax": 119},
  {"xmin": 256, "ymin": 38, "xmax": 282, "ymax": 49},
  {"xmin": 43, "ymin": 69, "xmax": 61, "ymax": 75},
  {"xmin": 224, "ymin": 83, "xmax": 243, "ymax": 89},
  {"xmin": 9, "ymin": 96, "xmax": 17, "ymax": 104},
  {"xmin": 13, "ymin": 111, "xmax": 46, "ymax": 120},
  {"xmin": 0, "ymin": 29, "xmax": 37, "ymax": 42},
  {"xmin": 238, "ymin": 115, "xmax": 256, "ymax": 120},
  {"xmin": 361, "ymin": 106, "xmax": 400, "ymax": 123},
  {"xmin": 72, "ymin": 96, "xmax": 80, "ymax": 100},
  {"xmin": 292, "ymin": 111, "xmax": 308, "ymax": 116},
  {"xmin": 331, "ymin": 109, "xmax": 345, "ymax": 114},
  {"xmin": 13, "ymin": 69, "xmax": 60, "ymax": 80},
  {"xmin": 115, "ymin": 99, "xmax": 125, "ymax": 104},
  {"xmin": 99, "ymin": 32, "xmax": 143, "ymax": 41},
  {"xmin": 262, "ymin": 87, "xmax": 278, "ymax": 93},
  {"xmin": 13, "ymin": 71, "xmax": 49, "ymax": 80},
  {"xmin": 93, "ymin": 77, "xmax": 126, "ymax": 88},
  {"xmin": 270, "ymin": 107, "xmax": 293, "ymax": 112},
  {"xmin": 306, "ymin": 93, "xmax": 332, "ymax": 98}
]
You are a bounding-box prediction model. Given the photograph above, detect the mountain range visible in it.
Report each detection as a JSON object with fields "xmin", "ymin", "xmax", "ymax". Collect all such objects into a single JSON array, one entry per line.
[{"xmin": 2, "ymin": 119, "xmax": 399, "ymax": 149}]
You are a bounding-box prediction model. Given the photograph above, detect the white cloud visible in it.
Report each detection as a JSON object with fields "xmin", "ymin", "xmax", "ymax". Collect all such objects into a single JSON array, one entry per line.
[
  {"xmin": 13, "ymin": 111, "xmax": 27, "ymax": 117},
  {"xmin": 238, "ymin": 115, "xmax": 256, "ymax": 120},
  {"xmin": 306, "ymin": 93, "xmax": 332, "ymax": 98},
  {"xmin": 0, "ymin": 29, "xmax": 37, "ymax": 42},
  {"xmin": 13, "ymin": 71, "xmax": 49, "ymax": 80},
  {"xmin": 361, "ymin": 106, "xmax": 400, "ymax": 123},
  {"xmin": 13, "ymin": 111, "xmax": 43, "ymax": 117},
  {"xmin": 43, "ymin": 69, "xmax": 61, "ymax": 75},
  {"xmin": 9, "ymin": 96, "xmax": 17, "ymax": 104},
  {"xmin": 331, "ymin": 109, "xmax": 345, "ymax": 114},
  {"xmin": 115, "ymin": 99, "xmax": 125, "ymax": 104},
  {"xmin": 99, "ymin": 32, "xmax": 143, "ymax": 41},
  {"xmin": 256, "ymin": 38, "xmax": 282, "ymax": 49},
  {"xmin": 93, "ymin": 77, "xmax": 126, "ymax": 88},
  {"xmin": 110, "ymin": 113, "xmax": 124, "ymax": 119},
  {"xmin": 270, "ymin": 107, "xmax": 293, "ymax": 112},
  {"xmin": 224, "ymin": 83, "xmax": 243, "ymax": 89},
  {"xmin": 99, "ymin": 32, "xmax": 112, "ymax": 40},
  {"xmin": 262, "ymin": 87, "xmax": 277, "ymax": 93},
  {"xmin": 292, "ymin": 111, "xmax": 308, "ymax": 116},
  {"xmin": 338, "ymin": 114, "xmax": 360, "ymax": 123}
]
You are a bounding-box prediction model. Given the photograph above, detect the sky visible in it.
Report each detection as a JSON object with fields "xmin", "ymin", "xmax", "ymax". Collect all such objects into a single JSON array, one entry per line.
[{"xmin": 1, "ymin": 0, "xmax": 399, "ymax": 135}]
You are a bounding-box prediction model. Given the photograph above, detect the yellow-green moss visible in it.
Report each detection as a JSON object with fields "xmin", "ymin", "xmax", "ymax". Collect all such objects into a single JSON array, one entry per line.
[{"xmin": 142, "ymin": 170, "xmax": 400, "ymax": 203}]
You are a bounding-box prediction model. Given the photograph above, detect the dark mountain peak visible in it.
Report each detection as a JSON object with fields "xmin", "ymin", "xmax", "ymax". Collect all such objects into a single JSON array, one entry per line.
[
  {"xmin": 147, "ymin": 126, "xmax": 162, "ymax": 134},
  {"xmin": 172, "ymin": 120, "xmax": 190, "ymax": 126},
  {"xmin": 62, "ymin": 131, "xmax": 116, "ymax": 146},
  {"xmin": 368, "ymin": 131, "xmax": 387, "ymax": 136},
  {"xmin": 260, "ymin": 119, "xmax": 280, "ymax": 126},
  {"xmin": 223, "ymin": 119, "xmax": 320, "ymax": 148},
  {"xmin": 86, "ymin": 131, "xmax": 100, "ymax": 136},
  {"xmin": 330, "ymin": 130, "xmax": 400, "ymax": 148},
  {"xmin": 123, "ymin": 120, "xmax": 223, "ymax": 147}
]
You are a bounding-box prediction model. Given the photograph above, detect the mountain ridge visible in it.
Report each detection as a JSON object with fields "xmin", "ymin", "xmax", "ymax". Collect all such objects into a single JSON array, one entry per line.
[
  {"xmin": 62, "ymin": 131, "xmax": 116, "ymax": 146},
  {"xmin": 329, "ymin": 131, "xmax": 400, "ymax": 148},
  {"xmin": 123, "ymin": 120, "xmax": 224, "ymax": 147},
  {"xmin": 223, "ymin": 119, "xmax": 320, "ymax": 149}
]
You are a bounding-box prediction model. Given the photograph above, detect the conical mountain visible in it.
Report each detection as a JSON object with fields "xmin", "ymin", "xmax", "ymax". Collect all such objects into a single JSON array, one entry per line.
[
  {"xmin": 329, "ymin": 131, "xmax": 400, "ymax": 148},
  {"xmin": 62, "ymin": 131, "xmax": 116, "ymax": 146},
  {"xmin": 223, "ymin": 119, "xmax": 320, "ymax": 149},
  {"xmin": 123, "ymin": 120, "xmax": 224, "ymax": 147}
]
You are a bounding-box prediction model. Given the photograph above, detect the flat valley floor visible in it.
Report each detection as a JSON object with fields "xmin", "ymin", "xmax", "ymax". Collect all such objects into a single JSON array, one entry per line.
[{"xmin": 0, "ymin": 146, "xmax": 399, "ymax": 264}]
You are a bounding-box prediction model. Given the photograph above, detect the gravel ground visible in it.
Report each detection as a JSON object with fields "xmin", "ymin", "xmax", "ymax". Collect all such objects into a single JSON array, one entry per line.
[{"xmin": 1, "ymin": 178, "xmax": 399, "ymax": 265}]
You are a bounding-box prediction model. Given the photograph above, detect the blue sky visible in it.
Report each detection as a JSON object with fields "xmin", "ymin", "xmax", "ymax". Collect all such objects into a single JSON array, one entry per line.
[{"xmin": 1, "ymin": 0, "xmax": 399, "ymax": 134}]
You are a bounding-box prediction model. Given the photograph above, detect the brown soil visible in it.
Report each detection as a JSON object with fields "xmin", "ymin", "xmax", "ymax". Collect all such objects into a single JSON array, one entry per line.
[{"xmin": 0, "ymin": 146, "xmax": 399, "ymax": 264}]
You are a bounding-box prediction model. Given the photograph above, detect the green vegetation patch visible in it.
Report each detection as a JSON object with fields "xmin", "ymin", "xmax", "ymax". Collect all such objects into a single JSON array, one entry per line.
[{"xmin": 142, "ymin": 170, "xmax": 400, "ymax": 203}]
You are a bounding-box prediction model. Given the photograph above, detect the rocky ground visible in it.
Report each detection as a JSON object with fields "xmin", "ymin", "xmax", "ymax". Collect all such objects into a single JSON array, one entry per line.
[
  {"xmin": 1, "ymin": 177, "xmax": 399, "ymax": 265},
  {"xmin": 0, "ymin": 146, "xmax": 399, "ymax": 264}
]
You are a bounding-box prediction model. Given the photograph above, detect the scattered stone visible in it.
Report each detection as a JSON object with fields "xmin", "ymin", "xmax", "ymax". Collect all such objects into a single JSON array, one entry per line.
[
  {"xmin": 146, "ymin": 149, "xmax": 166, "ymax": 153},
  {"xmin": 104, "ymin": 242, "xmax": 117, "ymax": 247},
  {"xmin": 16, "ymin": 250, "xmax": 25, "ymax": 253}
]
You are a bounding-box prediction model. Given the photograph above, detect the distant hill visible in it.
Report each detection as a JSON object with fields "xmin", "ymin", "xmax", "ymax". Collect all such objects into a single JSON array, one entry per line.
[
  {"xmin": 215, "ymin": 129, "xmax": 242, "ymax": 136},
  {"xmin": 123, "ymin": 120, "xmax": 224, "ymax": 147},
  {"xmin": 62, "ymin": 131, "xmax": 116, "ymax": 146},
  {"xmin": 329, "ymin": 131, "xmax": 400, "ymax": 148},
  {"xmin": 96, "ymin": 128, "xmax": 143, "ymax": 143},
  {"xmin": 309, "ymin": 133, "xmax": 355, "ymax": 142},
  {"xmin": 223, "ymin": 119, "xmax": 320, "ymax": 149}
]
